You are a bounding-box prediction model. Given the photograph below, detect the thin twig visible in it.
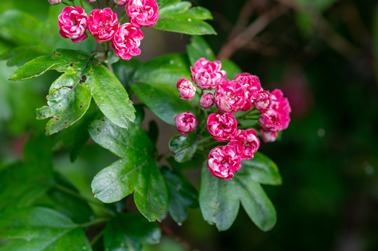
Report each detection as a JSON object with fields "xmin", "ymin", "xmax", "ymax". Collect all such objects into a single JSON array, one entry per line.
[{"xmin": 217, "ymin": 5, "xmax": 288, "ymax": 59}]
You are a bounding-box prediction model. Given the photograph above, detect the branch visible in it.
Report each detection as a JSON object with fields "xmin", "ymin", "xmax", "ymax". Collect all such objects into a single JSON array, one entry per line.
[{"xmin": 217, "ymin": 5, "xmax": 288, "ymax": 60}]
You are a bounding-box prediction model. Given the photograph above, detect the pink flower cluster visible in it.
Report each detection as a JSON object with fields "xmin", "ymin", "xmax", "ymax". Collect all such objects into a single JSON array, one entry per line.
[
  {"xmin": 174, "ymin": 58, "xmax": 291, "ymax": 180},
  {"xmin": 56, "ymin": 0, "xmax": 158, "ymax": 60}
]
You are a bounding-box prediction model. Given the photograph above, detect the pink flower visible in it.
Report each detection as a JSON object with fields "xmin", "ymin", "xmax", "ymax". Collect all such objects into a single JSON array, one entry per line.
[
  {"xmin": 174, "ymin": 112, "xmax": 197, "ymax": 134},
  {"xmin": 207, "ymin": 113, "xmax": 238, "ymax": 142},
  {"xmin": 190, "ymin": 58, "xmax": 226, "ymax": 90},
  {"xmin": 234, "ymin": 73, "xmax": 262, "ymax": 111},
  {"xmin": 259, "ymin": 109, "xmax": 281, "ymax": 131},
  {"xmin": 177, "ymin": 78, "xmax": 196, "ymax": 100},
  {"xmin": 261, "ymin": 89, "xmax": 291, "ymax": 131},
  {"xmin": 58, "ymin": 6, "xmax": 88, "ymax": 43},
  {"xmin": 228, "ymin": 129, "xmax": 260, "ymax": 160},
  {"xmin": 87, "ymin": 0, "xmax": 96, "ymax": 2},
  {"xmin": 271, "ymin": 89, "xmax": 291, "ymax": 130},
  {"xmin": 260, "ymin": 128, "xmax": 278, "ymax": 143},
  {"xmin": 199, "ymin": 93, "xmax": 214, "ymax": 109},
  {"xmin": 114, "ymin": 0, "xmax": 129, "ymax": 5},
  {"xmin": 112, "ymin": 23, "xmax": 143, "ymax": 60},
  {"xmin": 49, "ymin": 0, "xmax": 61, "ymax": 4},
  {"xmin": 254, "ymin": 90, "xmax": 271, "ymax": 112},
  {"xmin": 207, "ymin": 145, "xmax": 241, "ymax": 180},
  {"xmin": 126, "ymin": 0, "xmax": 159, "ymax": 27},
  {"xmin": 214, "ymin": 80, "xmax": 246, "ymax": 113},
  {"xmin": 88, "ymin": 8, "xmax": 119, "ymax": 42}
]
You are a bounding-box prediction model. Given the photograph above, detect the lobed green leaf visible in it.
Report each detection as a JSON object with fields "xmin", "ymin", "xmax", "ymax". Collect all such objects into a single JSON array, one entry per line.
[
  {"xmin": 199, "ymin": 152, "xmax": 280, "ymax": 231},
  {"xmin": 89, "ymin": 118, "xmax": 168, "ymax": 221}
]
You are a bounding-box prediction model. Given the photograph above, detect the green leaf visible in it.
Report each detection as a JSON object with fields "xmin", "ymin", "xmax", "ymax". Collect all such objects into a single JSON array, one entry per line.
[
  {"xmin": 169, "ymin": 132, "xmax": 198, "ymax": 163},
  {"xmin": 104, "ymin": 213, "xmax": 161, "ymax": 251},
  {"xmin": 154, "ymin": 16, "xmax": 216, "ymax": 35},
  {"xmin": 9, "ymin": 49, "xmax": 90, "ymax": 81},
  {"xmin": 35, "ymin": 73, "xmax": 92, "ymax": 135},
  {"xmin": 89, "ymin": 118, "xmax": 168, "ymax": 221},
  {"xmin": 86, "ymin": 63, "xmax": 135, "ymax": 129},
  {"xmin": 130, "ymin": 54, "xmax": 196, "ymax": 125},
  {"xmin": 199, "ymin": 164, "xmax": 240, "ymax": 231},
  {"xmin": 241, "ymin": 152, "xmax": 282, "ymax": 185},
  {"xmin": 0, "ymin": 207, "xmax": 92, "ymax": 250},
  {"xmin": 233, "ymin": 177, "xmax": 277, "ymax": 231},
  {"xmin": 154, "ymin": 1, "xmax": 216, "ymax": 35},
  {"xmin": 186, "ymin": 36, "xmax": 215, "ymax": 66},
  {"xmin": 162, "ymin": 168, "xmax": 198, "ymax": 224},
  {"xmin": 199, "ymin": 155, "xmax": 278, "ymax": 231}
]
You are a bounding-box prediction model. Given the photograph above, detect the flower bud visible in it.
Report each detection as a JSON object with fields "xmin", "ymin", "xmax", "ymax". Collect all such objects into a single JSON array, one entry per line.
[
  {"xmin": 199, "ymin": 93, "xmax": 214, "ymax": 109},
  {"xmin": 260, "ymin": 128, "xmax": 278, "ymax": 143},
  {"xmin": 48, "ymin": 0, "xmax": 62, "ymax": 5},
  {"xmin": 177, "ymin": 78, "xmax": 196, "ymax": 100},
  {"xmin": 174, "ymin": 112, "xmax": 197, "ymax": 134}
]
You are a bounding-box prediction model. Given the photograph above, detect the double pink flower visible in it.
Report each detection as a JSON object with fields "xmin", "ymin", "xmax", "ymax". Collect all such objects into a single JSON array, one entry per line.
[
  {"xmin": 88, "ymin": 8, "xmax": 119, "ymax": 42},
  {"xmin": 112, "ymin": 23, "xmax": 144, "ymax": 60},
  {"xmin": 126, "ymin": 0, "xmax": 159, "ymax": 27},
  {"xmin": 58, "ymin": 6, "xmax": 88, "ymax": 43},
  {"xmin": 207, "ymin": 145, "xmax": 241, "ymax": 180},
  {"xmin": 190, "ymin": 58, "xmax": 226, "ymax": 90}
]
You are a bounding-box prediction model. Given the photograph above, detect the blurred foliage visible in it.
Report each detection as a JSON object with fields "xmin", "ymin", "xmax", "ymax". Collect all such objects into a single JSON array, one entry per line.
[{"xmin": 1, "ymin": 0, "xmax": 378, "ymax": 250}]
